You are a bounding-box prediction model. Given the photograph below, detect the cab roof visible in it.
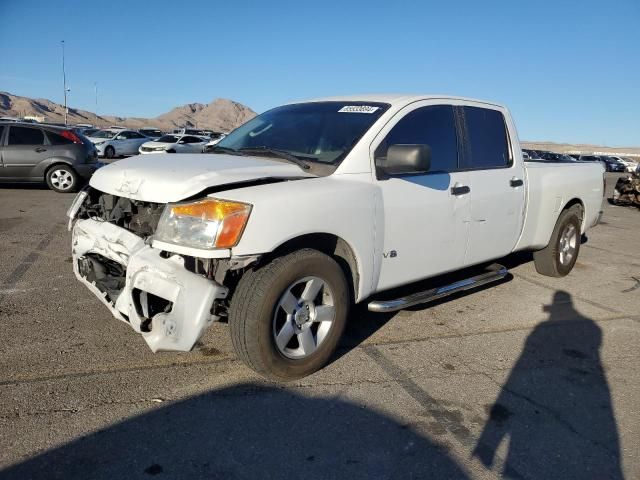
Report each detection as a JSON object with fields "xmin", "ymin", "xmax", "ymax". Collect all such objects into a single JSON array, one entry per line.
[{"xmin": 292, "ymin": 93, "xmax": 504, "ymax": 109}]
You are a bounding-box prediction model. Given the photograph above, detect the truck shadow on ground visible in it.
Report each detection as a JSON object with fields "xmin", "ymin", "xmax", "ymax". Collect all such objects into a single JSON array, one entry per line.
[{"xmin": 1, "ymin": 385, "xmax": 470, "ymax": 480}]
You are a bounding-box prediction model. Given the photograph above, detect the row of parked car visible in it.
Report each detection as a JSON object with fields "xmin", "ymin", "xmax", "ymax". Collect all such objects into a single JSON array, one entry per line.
[
  {"xmin": 74, "ymin": 125, "xmax": 227, "ymax": 158},
  {"xmin": 522, "ymin": 149, "xmax": 638, "ymax": 173},
  {"xmin": 0, "ymin": 120, "xmax": 228, "ymax": 193},
  {"xmin": 0, "ymin": 118, "xmax": 636, "ymax": 194}
]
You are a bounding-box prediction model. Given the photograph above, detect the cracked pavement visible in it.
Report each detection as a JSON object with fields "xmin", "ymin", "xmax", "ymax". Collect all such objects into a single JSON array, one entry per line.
[{"xmin": 0, "ymin": 173, "xmax": 638, "ymax": 479}]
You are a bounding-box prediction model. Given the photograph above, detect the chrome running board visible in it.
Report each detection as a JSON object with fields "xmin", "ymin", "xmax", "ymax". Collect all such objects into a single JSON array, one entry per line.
[{"xmin": 367, "ymin": 264, "xmax": 508, "ymax": 313}]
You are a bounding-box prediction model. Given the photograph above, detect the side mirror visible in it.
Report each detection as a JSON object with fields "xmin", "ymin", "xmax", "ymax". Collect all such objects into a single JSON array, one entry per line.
[
  {"xmin": 377, "ymin": 144, "xmax": 431, "ymax": 176},
  {"xmin": 178, "ymin": 140, "xmax": 185, "ymax": 144}
]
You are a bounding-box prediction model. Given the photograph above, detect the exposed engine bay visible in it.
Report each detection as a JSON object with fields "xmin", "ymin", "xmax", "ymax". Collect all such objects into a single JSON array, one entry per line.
[{"xmin": 70, "ymin": 188, "xmax": 260, "ymax": 351}]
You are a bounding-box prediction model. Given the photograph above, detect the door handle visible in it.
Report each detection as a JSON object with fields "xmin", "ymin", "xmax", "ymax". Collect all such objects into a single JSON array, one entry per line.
[
  {"xmin": 510, "ymin": 178, "xmax": 524, "ymax": 188},
  {"xmin": 451, "ymin": 185, "xmax": 470, "ymax": 196},
  {"xmin": 35, "ymin": 147, "xmax": 47, "ymax": 153}
]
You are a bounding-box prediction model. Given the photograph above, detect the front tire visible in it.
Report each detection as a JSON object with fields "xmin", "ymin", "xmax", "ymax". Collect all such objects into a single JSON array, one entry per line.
[
  {"xmin": 104, "ymin": 146, "xmax": 116, "ymax": 159},
  {"xmin": 229, "ymin": 249, "xmax": 349, "ymax": 381},
  {"xmin": 533, "ymin": 205, "xmax": 583, "ymax": 277},
  {"xmin": 45, "ymin": 165, "xmax": 79, "ymax": 193}
]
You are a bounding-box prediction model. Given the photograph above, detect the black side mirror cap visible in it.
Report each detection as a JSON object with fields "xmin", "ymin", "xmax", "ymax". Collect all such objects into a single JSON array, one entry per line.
[{"xmin": 377, "ymin": 144, "xmax": 431, "ymax": 176}]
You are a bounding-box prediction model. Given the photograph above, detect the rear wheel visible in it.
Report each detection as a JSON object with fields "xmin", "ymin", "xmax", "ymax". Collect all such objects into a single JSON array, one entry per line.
[
  {"xmin": 229, "ymin": 249, "xmax": 349, "ymax": 381},
  {"xmin": 45, "ymin": 165, "xmax": 79, "ymax": 193},
  {"xmin": 104, "ymin": 146, "xmax": 116, "ymax": 159},
  {"xmin": 533, "ymin": 205, "xmax": 583, "ymax": 277}
]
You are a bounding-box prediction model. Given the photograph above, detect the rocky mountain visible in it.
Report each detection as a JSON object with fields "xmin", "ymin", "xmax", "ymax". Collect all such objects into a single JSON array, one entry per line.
[{"xmin": 0, "ymin": 91, "xmax": 256, "ymax": 133}]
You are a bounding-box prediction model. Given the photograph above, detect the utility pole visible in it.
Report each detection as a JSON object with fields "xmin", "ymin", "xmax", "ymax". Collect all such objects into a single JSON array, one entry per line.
[
  {"xmin": 94, "ymin": 82, "xmax": 98, "ymax": 121},
  {"xmin": 61, "ymin": 40, "xmax": 69, "ymax": 125}
]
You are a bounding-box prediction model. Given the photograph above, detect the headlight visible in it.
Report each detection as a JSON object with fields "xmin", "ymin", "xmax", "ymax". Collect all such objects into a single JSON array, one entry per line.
[
  {"xmin": 155, "ymin": 198, "xmax": 252, "ymax": 249},
  {"xmin": 94, "ymin": 141, "xmax": 105, "ymax": 146},
  {"xmin": 154, "ymin": 146, "xmax": 167, "ymax": 151}
]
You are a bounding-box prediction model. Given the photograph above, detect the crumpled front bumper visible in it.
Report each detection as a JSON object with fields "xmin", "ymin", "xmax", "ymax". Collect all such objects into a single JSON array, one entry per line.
[{"xmin": 71, "ymin": 218, "xmax": 228, "ymax": 352}]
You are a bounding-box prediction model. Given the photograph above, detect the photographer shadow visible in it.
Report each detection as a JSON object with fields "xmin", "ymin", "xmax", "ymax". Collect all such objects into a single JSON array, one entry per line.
[{"xmin": 473, "ymin": 291, "xmax": 623, "ymax": 479}]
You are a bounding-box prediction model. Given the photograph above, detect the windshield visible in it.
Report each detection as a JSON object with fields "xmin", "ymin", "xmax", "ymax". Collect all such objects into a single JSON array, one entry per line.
[
  {"xmin": 157, "ymin": 135, "xmax": 179, "ymax": 143},
  {"xmin": 217, "ymin": 101, "xmax": 389, "ymax": 165},
  {"xmin": 91, "ymin": 130, "xmax": 118, "ymax": 139}
]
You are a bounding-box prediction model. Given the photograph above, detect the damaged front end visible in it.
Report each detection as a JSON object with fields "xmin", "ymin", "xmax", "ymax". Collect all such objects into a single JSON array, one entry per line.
[{"xmin": 69, "ymin": 188, "xmax": 246, "ymax": 352}]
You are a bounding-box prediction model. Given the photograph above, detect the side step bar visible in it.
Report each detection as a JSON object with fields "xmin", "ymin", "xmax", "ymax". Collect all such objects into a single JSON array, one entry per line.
[{"xmin": 367, "ymin": 264, "xmax": 508, "ymax": 313}]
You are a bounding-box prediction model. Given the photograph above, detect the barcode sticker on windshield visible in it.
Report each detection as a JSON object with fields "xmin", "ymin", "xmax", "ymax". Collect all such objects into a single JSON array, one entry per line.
[{"xmin": 338, "ymin": 105, "xmax": 380, "ymax": 114}]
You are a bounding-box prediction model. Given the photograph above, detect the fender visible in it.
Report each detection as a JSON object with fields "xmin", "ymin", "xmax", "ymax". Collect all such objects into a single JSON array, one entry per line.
[{"xmin": 221, "ymin": 174, "xmax": 379, "ymax": 302}]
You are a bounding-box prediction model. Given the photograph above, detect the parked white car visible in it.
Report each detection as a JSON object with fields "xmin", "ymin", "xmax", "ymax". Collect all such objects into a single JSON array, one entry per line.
[
  {"xmin": 609, "ymin": 156, "xmax": 638, "ymax": 172},
  {"xmin": 87, "ymin": 129, "xmax": 149, "ymax": 159},
  {"xmin": 138, "ymin": 134, "xmax": 209, "ymax": 154},
  {"xmin": 203, "ymin": 133, "xmax": 227, "ymax": 152},
  {"xmin": 69, "ymin": 94, "xmax": 605, "ymax": 380}
]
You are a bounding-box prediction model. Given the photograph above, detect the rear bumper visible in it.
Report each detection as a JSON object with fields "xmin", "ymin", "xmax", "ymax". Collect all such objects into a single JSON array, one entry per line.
[
  {"xmin": 71, "ymin": 218, "xmax": 228, "ymax": 352},
  {"xmin": 75, "ymin": 162, "xmax": 103, "ymax": 179}
]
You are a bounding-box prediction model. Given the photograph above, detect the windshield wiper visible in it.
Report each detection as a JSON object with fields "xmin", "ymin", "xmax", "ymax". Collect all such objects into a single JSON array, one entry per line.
[
  {"xmin": 207, "ymin": 145, "xmax": 246, "ymax": 156},
  {"xmin": 239, "ymin": 147, "xmax": 311, "ymax": 170}
]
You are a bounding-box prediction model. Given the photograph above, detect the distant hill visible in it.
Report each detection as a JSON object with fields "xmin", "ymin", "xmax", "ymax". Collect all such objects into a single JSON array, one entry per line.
[
  {"xmin": 0, "ymin": 91, "xmax": 256, "ymax": 133},
  {"xmin": 521, "ymin": 141, "xmax": 640, "ymax": 158}
]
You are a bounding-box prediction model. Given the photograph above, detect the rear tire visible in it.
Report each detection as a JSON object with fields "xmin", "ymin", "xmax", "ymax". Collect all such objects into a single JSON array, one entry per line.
[
  {"xmin": 533, "ymin": 205, "xmax": 583, "ymax": 277},
  {"xmin": 229, "ymin": 249, "xmax": 349, "ymax": 381},
  {"xmin": 45, "ymin": 164, "xmax": 79, "ymax": 193}
]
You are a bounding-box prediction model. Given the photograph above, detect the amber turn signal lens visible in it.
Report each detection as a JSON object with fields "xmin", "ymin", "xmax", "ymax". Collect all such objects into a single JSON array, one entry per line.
[{"xmin": 168, "ymin": 198, "xmax": 251, "ymax": 248}]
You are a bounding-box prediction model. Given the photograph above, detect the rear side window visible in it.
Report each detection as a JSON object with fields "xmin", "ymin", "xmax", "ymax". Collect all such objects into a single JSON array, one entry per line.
[
  {"xmin": 183, "ymin": 136, "xmax": 201, "ymax": 143},
  {"xmin": 46, "ymin": 131, "xmax": 74, "ymax": 145},
  {"xmin": 460, "ymin": 107, "xmax": 510, "ymax": 169},
  {"xmin": 375, "ymin": 105, "xmax": 458, "ymax": 172},
  {"xmin": 8, "ymin": 126, "xmax": 45, "ymax": 145}
]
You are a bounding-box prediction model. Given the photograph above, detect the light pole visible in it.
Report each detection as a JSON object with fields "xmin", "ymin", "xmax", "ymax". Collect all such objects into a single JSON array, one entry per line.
[{"xmin": 61, "ymin": 40, "xmax": 69, "ymax": 125}]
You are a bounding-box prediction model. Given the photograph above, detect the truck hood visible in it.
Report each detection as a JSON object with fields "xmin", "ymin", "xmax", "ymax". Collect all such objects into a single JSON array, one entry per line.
[{"xmin": 89, "ymin": 153, "xmax": 315, "ymax": 203}]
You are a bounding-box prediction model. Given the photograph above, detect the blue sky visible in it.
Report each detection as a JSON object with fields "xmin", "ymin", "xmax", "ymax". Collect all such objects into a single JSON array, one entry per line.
[{"xmin": 1, "ymin": 0, "xmax": 638, "ymax": 146}]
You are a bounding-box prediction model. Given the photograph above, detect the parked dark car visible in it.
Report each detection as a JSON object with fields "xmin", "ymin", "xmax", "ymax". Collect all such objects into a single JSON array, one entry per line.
[
  {"xmin": 599, "ymin": 156, "xmax": 627, "ymax": 172},
  {"xmin": 138, "ymin": 128, "xmax": 163, "ymax": 139},
  {"xmin": 577, "ymin": 155, "xmax": 602, "ymax": 162},
  {"xmin": 0, "ymin": 122, "xmax": 101, "ymax": 193},
  {"xmin": 522, "ymin": 148, "xmax": 542, "ymax": 159},
  {"xmin": 539, "ymin": 152, "xmax": 577, "ymax": 162}
]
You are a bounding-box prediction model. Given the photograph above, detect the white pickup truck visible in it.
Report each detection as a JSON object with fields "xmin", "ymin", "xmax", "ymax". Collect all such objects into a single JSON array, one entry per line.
[{"xmin": 68, "ymin": 95, "xmax": 605, "ymax": 380}]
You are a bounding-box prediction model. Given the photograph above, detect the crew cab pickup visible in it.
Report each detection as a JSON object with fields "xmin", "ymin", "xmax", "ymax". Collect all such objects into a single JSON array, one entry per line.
[{"xmin": 68, "ymin": 95, "xmax": 605, "ymax": 380}]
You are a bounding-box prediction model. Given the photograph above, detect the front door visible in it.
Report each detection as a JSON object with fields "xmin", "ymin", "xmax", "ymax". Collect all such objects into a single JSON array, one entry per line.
[{"xmin": 373, "ymin": 103, "xmax": 471, "ymax": 292}]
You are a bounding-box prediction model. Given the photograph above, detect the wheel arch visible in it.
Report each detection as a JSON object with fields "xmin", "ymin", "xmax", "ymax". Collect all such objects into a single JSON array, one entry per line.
[
  {"xmin": 43, "ymin": 159, "xmax": 76, "ymax": 177},
  {"xmin": 561, "ymin": 198, "xmax": 585, "ymax": 230},
  {"xmin": 262, "ymin": 233, "xmax": 361, "ymax": 303}
]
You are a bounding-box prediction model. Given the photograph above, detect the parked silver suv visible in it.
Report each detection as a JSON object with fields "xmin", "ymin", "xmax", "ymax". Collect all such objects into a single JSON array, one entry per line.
[{"xmin": 0, "ymin": 122, "xmax": 101, "ymax": 193}]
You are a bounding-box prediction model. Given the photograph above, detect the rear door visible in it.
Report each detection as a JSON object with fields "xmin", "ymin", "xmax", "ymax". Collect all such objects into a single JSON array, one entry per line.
[
  {"xmin": 181, "ymin": 136, "xmax": 205, "ymax": 152},
  {"xmin": 2, "ymin": 126, "xmax": 50, "ymax": 180},
  {"xmin": 460, "ymin": 105, "xmax": 525, "ymax": 265},
  {"xmin": 127, "ymin": 131, "xmax": 147, "ymax": 153}
]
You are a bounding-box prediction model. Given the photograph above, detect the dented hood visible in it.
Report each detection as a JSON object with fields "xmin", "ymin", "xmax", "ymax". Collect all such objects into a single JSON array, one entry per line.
[{"xmin": 90, "ymin": 153, "xmax": 315, "ymax": 203}]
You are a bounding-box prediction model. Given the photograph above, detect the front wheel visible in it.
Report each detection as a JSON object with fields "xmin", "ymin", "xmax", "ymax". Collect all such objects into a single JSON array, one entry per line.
[
  {"xmin": 229, "ymin": 249, "xmax": 349, "ymax": 381},
  {"xmin": 533, "ymin": 205, "xmax": 583, "ymax": 277},
  {"xmin": 104, "ymin": 146, "xmax": 116, "ymax": 159}
]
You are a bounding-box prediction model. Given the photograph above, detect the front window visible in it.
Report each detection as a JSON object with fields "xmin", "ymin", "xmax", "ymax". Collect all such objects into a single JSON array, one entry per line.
[{"xmin": 218, "ymin": 101, "xmax": 389, "ymax": 165}]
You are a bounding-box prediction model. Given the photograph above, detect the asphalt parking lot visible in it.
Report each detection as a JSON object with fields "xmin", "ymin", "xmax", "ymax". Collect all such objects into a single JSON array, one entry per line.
[{"xmin": 0, "ymin": 173, "xmax": 638, "ymax": 479}]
